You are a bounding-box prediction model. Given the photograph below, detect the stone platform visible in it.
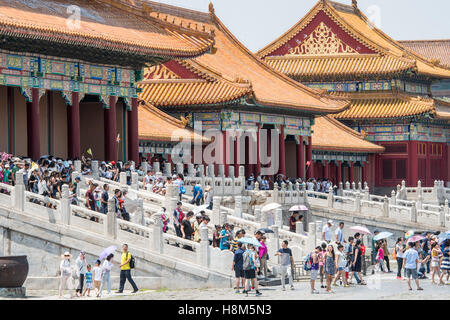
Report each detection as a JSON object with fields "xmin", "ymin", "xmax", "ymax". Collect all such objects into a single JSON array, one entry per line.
[{"xmin": 0, "ymin": 287, "xmax": 26, "ymax": 298}]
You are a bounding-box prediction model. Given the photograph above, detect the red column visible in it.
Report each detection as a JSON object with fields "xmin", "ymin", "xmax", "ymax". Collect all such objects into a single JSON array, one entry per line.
[
  {"xmin": 223, "ymin": 130, "xmax": 229, "ymax": 177},
  {"xmin": 234, "ymin": 135, "xmax": 239, "ymax": 178},
  {"xmin": 306, "ymin": 136, "xmax": 313, "ymax": 179},
  {"xmin": 409, "ymin": 140, "xmax": 419, "ymax": 187},
  {"xmin": 349, "ymin": 161, "xmax": 355, "ymax": 183},
  {"xmin": 67, "ymin": 92, "xmax": 81, "ymax": 159},
  {"xmin": 256, "ymin": 124, "xmax": 261, "ymax": 177},
  {"xmin": 362, "ymin": 162, "xmax": 367, "ymax": 185},
  {"xmin": 7, "ymin": 87, "xmax": 14, "ymax": 154},
  {"xmin": 337, "ymin": 161, "xmax": 342, "ymax": 185},
  {"xmin": 279, "ymin": 125, "xmax": 286, "ymax": 176},
  {"xmin": 425, "ymin": 142, "xmax": 431, "ymax": 187},
  {"xmin": 104, "ymin": 96, "xmax": 117, "ymax": 162},
  {"xmin": 27, "ymin": 88, "xmax": 41, "ymax": 160},
  {"xmin": 324, "ymin": 160, "xmax": 329, "ymax": 180},
  {"xmin": 128, "ymin": 98, "xmax": 139, "ymax": 163},
  {"xmin": 296, "ymin": 136, "xmax": 304, "ymax": 179}
]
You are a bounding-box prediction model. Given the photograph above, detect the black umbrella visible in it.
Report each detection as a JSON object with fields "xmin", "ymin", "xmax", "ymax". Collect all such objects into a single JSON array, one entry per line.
[{"xmin": 257, "ymin": 228, "xmax": 274, "ymax": 234}]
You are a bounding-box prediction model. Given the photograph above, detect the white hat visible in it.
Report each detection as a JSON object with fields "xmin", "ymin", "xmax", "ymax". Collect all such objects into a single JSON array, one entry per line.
[{"xmin": 327, "ymin": 220, "xmax": 333, "ymax": 225}]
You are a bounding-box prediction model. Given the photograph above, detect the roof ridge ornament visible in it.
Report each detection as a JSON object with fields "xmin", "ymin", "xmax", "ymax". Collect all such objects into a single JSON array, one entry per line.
[
  {"xmin": 352, "ymin": 0, "xmax": 358, "ymax": 10},
  {"xmin": 209, "ymin": 2, "xmax": 215, "ymax": 15}
]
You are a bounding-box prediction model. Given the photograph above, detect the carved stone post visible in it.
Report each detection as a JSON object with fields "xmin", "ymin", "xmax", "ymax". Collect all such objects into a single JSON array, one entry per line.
[
  {"xmin": 164, "ymin": 184, "xmax": 178, "ymax": 218},
  {"xmin": 134, "ymin": 199, "xmax": 145, "ymax": 226},
  {"xmin": 176, "ymin": 163, "xmax": 184, "ymax": 176},
  {"xmin": 141, "ymin": 161, "xmax": 149, "ymax": 174},
  {"xmin": 254, "ymin": 206, "xmax": 261, "ymax": 224},
  {"xmin": 106, "ymin": 198, "xmax": 117, "ymax": 239},
  {"xmin": 187, "ymin": 164, "xmax": 194, "ymax": 177},
  {"xmin": 218, "ymin": 164, "xmax": 225, "ymax": 177},
  {"xmin": 269, "ymin": 225, "xmax": 280, "ymax": 265},
  {"xmin": 13, "ymin": 172, "xmax": 25, "ymax": 212},
  {"xmin": 219, "ymin": 208, "xmax": 228, "ymax": 226},
  {"xmin": 296, "ymin": 221, "xmax": 304, "ymax": 234},
  {"xmin": 150, "ymin": 211, "xmax": 164, "ymax": 254},
  {"xmin": 198, "ymin": 164, "xmax": 205, "ymax": 177},
  {"xmin": 363, "ymin": 185, "xmax": 369, "ymax": 201},
  {"xmin": 119, "ymin": 172, "xmax": 127, "ymax": 185},
  {"xmin": 228, "ymin": 166, "xmax": 235, "ymax": 179},
  {"xmin": 74, "ymin": 160, "xmax": 82, "ymax": 173},
  {"xmin": 275, "ymin": 207, "xmax": 283, "ymax": 229},
  {"xmin": 383, "ymin": 196, "xmax": 389, "ymax": 218},
  {"xmin": 410, "ymin": 205, "xmax": 417, "ymax": 223},
  {"xmin": 390, "ymin": 190, "xmax": 396, "ymax": 205},
  {"xmin": 355, "ymin": 192, "xmax": 361, "ymax": 214},
  {"xmin": 207, "ymin": 164, "xmax": 215, "ymax": 177},
  {"xmin": 307, "ymin": 222, "xmax": 317, "ymax": 250},
  {"xmin": 131, "ymin": 172, "xmax": 139, "ymax": 190},
  {"xmin": 345, "ymin": 181, "xmax": 350, "ymax": 191},
  {"xmin": 164, "ymin": 162, "xmax": 171, "ymax": 177},
  {"xmin": 92, "ymin": 160, "xmax": 99, "ymax": 180},
  {"xmin": 327, "ymin": 186, "xmax": 334, "ymax": 208},
  {"xmin": 153, "ymin": 162, "xmax": 160, "ymax": 174},
  {"xmin": 234, "ymin": 195, "xmax": 243, "ymax": 218},
  {"xmin": 60, "ymin": 184, "xmax": 71, "ymax": 225},
  {"xmin": 198, "ymin": 225, "xmax": 210, "ymax": 268},
  {"xmin": 212, "ymin": 196, "xmax": 222, "ymax": 226}
]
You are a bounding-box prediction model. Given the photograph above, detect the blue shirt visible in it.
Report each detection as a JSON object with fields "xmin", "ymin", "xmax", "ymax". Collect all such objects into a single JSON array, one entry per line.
[
  {"xmin": 193, "ymin": 184, "xmax": 202, "ymax": 199},
  {"xmin": 233, "ymin": 248, "xmax": 244, "ymax": 270},
  {"xmin": 85, "ymin": 271, "xmax": 93, "ymax": 283},
  {"xmin": 404, "ymin": 248, "xmax": 419, "ymax": 269},
  {"xmin": 219, "ymin": 229, "xmax": 229, "ymax": 250}
]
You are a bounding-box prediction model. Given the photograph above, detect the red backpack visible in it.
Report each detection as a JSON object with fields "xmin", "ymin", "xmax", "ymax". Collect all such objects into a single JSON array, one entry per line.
[{"xmin": 176, "ymin": 209, "xmax": 185, "ymax": 223}]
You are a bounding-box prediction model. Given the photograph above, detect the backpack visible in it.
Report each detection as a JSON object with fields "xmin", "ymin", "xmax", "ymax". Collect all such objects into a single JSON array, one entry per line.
[
  {"xmin": 243, "ymin": 251, "xmax": 253, "ymax": 271},
  {"xmin": 126, "ymin": 252, "xmax": 135, "ymax": 269},
  {"xmin": 304, "ymin": 252, "xmax": 313, "ymax": 271}
]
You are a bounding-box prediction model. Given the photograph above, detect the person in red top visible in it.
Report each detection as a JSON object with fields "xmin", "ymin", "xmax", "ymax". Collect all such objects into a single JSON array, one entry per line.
[
  {"xmin": 173, "ymin": 201, "xmax": 184, "ymax": 238},
  {"xmin": 289, "ymin": 212, "xmax": 299, "ymax": 232}
]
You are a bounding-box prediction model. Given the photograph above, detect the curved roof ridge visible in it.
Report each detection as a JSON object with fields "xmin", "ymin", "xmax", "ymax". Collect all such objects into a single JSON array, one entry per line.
[
  {"xmin": 140, "ymin": 101, "xmax": 186, "ymax": 128},
  {"xmin": 210, "ymin": 12, "xmax": 349, "ymax": 112}
]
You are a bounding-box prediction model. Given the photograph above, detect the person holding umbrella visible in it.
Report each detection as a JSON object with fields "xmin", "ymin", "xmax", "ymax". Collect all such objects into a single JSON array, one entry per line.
[
  {"xmin": 242, "ymin": 244, "xmax": 262, "ymax": 296},
  {"xmin": 99, "ymin": 253, "xmax": 114, "ymax": 297}
]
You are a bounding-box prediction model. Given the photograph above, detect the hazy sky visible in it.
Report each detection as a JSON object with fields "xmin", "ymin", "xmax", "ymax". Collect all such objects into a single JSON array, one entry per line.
[{"xmin": 151, "ymin": 0, "xmax": 450, "ymax": 52}]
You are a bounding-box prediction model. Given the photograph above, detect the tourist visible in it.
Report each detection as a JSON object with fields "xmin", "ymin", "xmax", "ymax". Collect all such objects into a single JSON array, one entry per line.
[
  {"xmin": 117, "ymin": 244, "xmax": 138, "ymax": 294},
  {"xmin": 59, "ymin": 251, "xmax": 74, "ymax": 299},
  {"xmin": 371, "ymin": 230, "xmax": 380, "ymax": 266},
  {"xmin": 324, "ymin": 244, "xmax": 336, "ymax": 293},
  {"xmin": 83, "ymin": 264, "xmax": 93, "ymax": 297},
  {"xmin": 382, "ymin": 239, "xmax": 391, "ymax": 272},
  {"xmin": 191, "ymin": 181, "xmax": 203, "ymax": 206},
  {"xmin": 335, "ymin": 222, "xmax": 345, "ymax": 244},
  {"xmin": 219, "ymin": 223, "xmax": 231, "ymax": 250},
  {"xmin": 99, "ymin": 253, "xmax": 114, "ymax": 297},
  {"xmin": 203, "ymin": 185, "xmax": 213, "ymax": 210},
  {"xmin": 258, "ymin": 235, "xmax": 268, "ymax": 280},
  {"xmin": 100, "ymin": 184, "xmax": 109, "ymax": 214},
  {"xmin": 93, "ymin": 259, "xmax": 103, "ymax": 297},
  {"xmin": 346, "ymin": 236, "xmax": 355, "ymax": 284},
  {"xmin": 242, "ymin": 244, "xmax": 261, "ymax": 296},
  {"xmin": 212, "ymin": 225, "xmax": 221, "ymax": 248},
  {"xmin": 395, "ymin": 237, "xmax": 406, "ymax": 279},
  {"xmin": 439, "ymin": 240, "xmax": 450, "ymax": 285},
  {"xmin": 274, "ymin": 240, "xmax": 295, "ymax": 291},
  {"xmin": 85, "ymin": 183, "xmax": 97, "ymax": 211},
  {"xmin": 181, "ymin": 211, "xmax": 194, "ymax": 240},
  {"xmin": 322, "ymin": 220, "xmax": 333, "ymax": 243},
  {"xmin": 375, "ymin": 241, "xmax": 386, "ymax": 273},
  {"xmin": 173, "ymin": 173, "xmax": 185, "ymax": 201},
  {"xmin": 309, "ymin": 246, "xmax": 320, "ymax": 294},
  {"xmin": 289, "ymin": 211, "xmax": 299, "ymax": 232},
  {"xmin": 430, "ymin": 242, "xmax": 442, "ymax": 284},
  {"xmin": 333, "ymin": 244, "xmax": 348, "ymax": 287},
  {"xmin": 160, "ymin": 207, "xmax": 169, "ymax": 233},
  {"xmin": 231, "ymin": 229, "xmax": 245, "ymax": 252},
  {"xmin": 421, "ymin": 232, "xmax": 432, "ymax": 274},
  {"xmin": 402, "ymin": 241, "xmax": 424, "ymax": 291},
  {"xmin": 75, "ymin": 251, "xmax": 86, "ymax": 297},
  {"xmin": 173, "ymin": 201, "xmax": 185, "ymax": 238},
  {"xmin": 193, "ymin": 213, "xmax": 202, "ymax": 242},
  {"xmin": 319, "ymin": 242, "xmax": 327, "ymax": 288},
  {"xmin": 232, "ymin": 242, "xmax": 245, "ymax": 293},
  {"xmin": 352, "ymin": 240, "xmax": 366, "ymax": 285}
]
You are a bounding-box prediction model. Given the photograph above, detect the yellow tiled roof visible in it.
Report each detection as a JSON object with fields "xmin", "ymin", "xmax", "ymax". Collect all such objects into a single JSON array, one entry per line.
[
  {"xmin": 330, "ymin": 92, "xmax": 436, "ymax": 120},
  {"xmin": 399, "ymin": 40, "xmax": 450, "ymax": 69},
  {"xmin": 137, "ymin": 1, "xmax": 348, "ymax": 114},
  {"xmin": 138, "ymin": 102, "xmax": 207, "ymax": 142},
  {"xmin": 312, "ymin": 116, "xmax": 384, "ymax": 153},
  {"xmin": 264, "ymin": 54, "xmax": 414, "ymax": 81},
  {"xmin": 258, "ymin": 0, "xmax": 450, "ymax": 79},
  {"xmin": 0, "ymin": 0, "xmax": 214, "ymax": 60}
]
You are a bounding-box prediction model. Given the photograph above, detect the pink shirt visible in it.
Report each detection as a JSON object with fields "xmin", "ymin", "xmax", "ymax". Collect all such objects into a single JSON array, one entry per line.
[
  {"xmin": 377, "ymin": 247, "xmax": 384, "ymax": 260},
  {"xmin": 319, "ymin": 251, "xmax": 326, "ymax": 266},
  {"xmin": 259, "ymin": 242, "xmax": 267, "ymax": 259}
]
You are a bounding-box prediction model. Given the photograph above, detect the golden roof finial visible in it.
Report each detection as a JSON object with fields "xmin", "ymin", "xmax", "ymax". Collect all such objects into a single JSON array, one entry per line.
[
  {"xmin": 209, "ymin": 2, "xmax": 215, "ymax": 14},
  {"xmin": 352, "ymin": 0, "xmax": 358, "ymax": 9}
]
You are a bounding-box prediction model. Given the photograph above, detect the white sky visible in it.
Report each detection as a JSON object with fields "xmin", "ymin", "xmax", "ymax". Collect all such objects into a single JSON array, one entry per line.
[{"xmin": 151, "ymin": 0, "xmax": 450, "ymax": 52}]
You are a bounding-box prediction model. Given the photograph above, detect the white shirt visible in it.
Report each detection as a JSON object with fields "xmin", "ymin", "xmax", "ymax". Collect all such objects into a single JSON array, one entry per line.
[
  {"xmin": 93, "ymin": 266, "xmax": 103, "ymax": 281},
  {"xmin": 335, "ymin": 227, "xmax": 344, "ymax": 242},
  {"xmin": 102, "ymin": 260, "xmax": 113, "ymax": 272},
  {"xmin": 322, "ymin": 224, "xmax": 332, "ymax": 241}
]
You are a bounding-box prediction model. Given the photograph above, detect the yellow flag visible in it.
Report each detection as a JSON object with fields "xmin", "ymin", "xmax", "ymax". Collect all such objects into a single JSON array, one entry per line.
[
  {"xmin": 87, "ymin": 148, "xmax": 93, "ymax": 157},
  {"xmin": 31, "ymin": 162, "xmax": 39, "ymax": 172}
]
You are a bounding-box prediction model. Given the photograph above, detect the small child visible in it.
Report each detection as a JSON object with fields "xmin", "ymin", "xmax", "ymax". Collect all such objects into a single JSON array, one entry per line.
[
  {"xmin": 93, "ymin": 260, "xmax": 103, "ymax": 297},
  {"xmin": 83, "ymin": 264, "xmax": 93, "ymax": 297}
]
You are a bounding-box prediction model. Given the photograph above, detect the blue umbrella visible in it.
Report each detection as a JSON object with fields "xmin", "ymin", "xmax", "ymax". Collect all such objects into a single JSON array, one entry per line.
[
  {"xmin": 373, "ymin": 232, "xmax": 393, "ymax": 241},
  {"xmin": 238, "ymin": 237, "xmax": 262, "ymax": 247},
  {"xmin": 99, "ymin": 245, "xmax": 117, "ymax": 260},
  {"xmin": 438, "ymin": 232, "xmax": 450, "ymax": 244}
]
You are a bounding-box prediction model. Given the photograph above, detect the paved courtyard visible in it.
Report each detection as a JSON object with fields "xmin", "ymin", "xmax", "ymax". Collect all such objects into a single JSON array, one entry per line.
[{"xmin": 6, "ymin": 273, "xmax": 450, "ymax": 300}]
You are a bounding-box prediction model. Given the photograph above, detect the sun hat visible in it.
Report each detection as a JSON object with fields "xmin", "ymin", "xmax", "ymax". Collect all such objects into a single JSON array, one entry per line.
[
  {"xmin": 62, "ymin": 251, "xmax": 72, "ymax": 258},
  {"xmin": 327, "ymin": 220, "xmax": 333, "ymax": 225}
]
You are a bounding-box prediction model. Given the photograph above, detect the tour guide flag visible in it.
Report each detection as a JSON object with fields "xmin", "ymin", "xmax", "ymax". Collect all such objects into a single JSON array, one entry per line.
[
  {"xmin": 116, "ymin": 133, "xmax": 120, "ymax": 143},
  {"xmin": 86, "ymin": 148, "xmax": 93, "ymax": 157}
]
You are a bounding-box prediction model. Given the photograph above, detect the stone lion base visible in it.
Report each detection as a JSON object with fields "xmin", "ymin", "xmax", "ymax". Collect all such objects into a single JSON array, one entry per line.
[{"xmin": 0, "ymin": 287, "xmax": 26, "ymax": 298}]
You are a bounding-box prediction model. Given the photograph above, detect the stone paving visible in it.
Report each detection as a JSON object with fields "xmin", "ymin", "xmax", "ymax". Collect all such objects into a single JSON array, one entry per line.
[{"xmin": 4, "ymin": 273, "xmax": 450, "ymax": 300}]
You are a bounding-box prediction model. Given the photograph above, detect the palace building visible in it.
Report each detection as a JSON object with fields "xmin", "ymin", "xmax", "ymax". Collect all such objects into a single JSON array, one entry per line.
[
  {"xmin": 0, "ymin": 0, "xmax": 214, "ymax": 162},
  {"xmin": 257, "ymin": 0, "xmax": 450, "ymax": 189},
  {"xmin": 136, "ymin": 1, "xmax": 385, "ymax": 186}
]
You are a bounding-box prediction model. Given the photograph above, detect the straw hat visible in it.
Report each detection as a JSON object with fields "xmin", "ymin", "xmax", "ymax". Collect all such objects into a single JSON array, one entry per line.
[{"xmin": 61, "ymin": 251, "xmax": 72, "ymax": 259}]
